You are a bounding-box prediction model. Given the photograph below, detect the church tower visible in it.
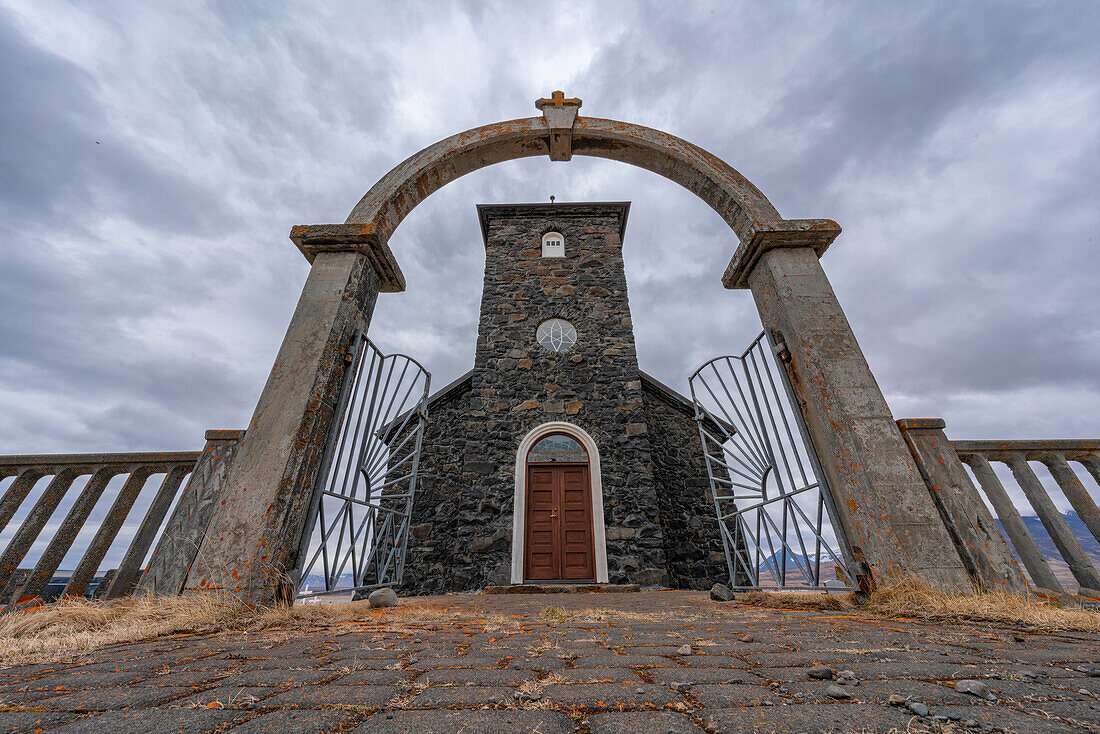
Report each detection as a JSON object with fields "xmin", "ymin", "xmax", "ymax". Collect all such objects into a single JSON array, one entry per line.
[{"xmin": 401, "ymin": 202, "xmax": 724, "ymax": 593}]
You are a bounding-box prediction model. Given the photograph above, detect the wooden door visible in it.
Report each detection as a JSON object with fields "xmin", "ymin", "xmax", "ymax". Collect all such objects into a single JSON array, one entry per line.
[{"xmin": 524, "ymin": 464, "xmax": 595, "ymax": 581}]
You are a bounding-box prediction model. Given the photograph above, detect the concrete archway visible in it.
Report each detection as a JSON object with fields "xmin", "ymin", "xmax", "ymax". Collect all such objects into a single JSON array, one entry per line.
[
  {"xmin": 192, "ymin": 92, "xmax": 976, "ymax": 605},
  {"xmin": 344, "ymin": 96, "xmax": 793, "ymax": 250}
]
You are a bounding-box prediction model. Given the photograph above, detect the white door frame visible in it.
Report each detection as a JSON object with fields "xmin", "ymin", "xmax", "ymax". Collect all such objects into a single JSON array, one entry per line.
[{"xmin": 511, "ymin": 421, "xmax": 609, "ymax": 584}]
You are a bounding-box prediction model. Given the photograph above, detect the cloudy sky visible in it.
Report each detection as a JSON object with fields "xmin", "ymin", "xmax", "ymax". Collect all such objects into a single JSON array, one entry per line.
[{"xmin": 2, "ymin": 1, "xmax": 1099, "ymax": 562}]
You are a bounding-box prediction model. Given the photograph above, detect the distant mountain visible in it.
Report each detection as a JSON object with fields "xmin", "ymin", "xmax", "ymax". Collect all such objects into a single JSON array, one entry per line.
[
  {"xmin": 995, "ymin": 511, "xmax": 1100, "ymax": 592},
  {"xmin": 301, "ymin": 573, "xmax": 356, "ymax": 591}
]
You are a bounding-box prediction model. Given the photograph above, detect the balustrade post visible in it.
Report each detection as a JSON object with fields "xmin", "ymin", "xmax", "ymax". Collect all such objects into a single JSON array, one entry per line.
[
  {"xmin": 1077, "ymin": 454, "xmax": 1100, "ymax": 487},
  {"xmin": 105, "ymin": 466, "xmax": 190, "ymax": 600},
  {"xmin": 0, "ymin": 469, "xmax": 48, "ymax": 534},
  {"xmin": 1004, "ymin": 453, "xmax": 1100, "ymax": 591},
  {"xmin": 1038, "ymin": 453, "xmax": 1100, "ymax": 545},
  {"xmin": 10, "ymin": 466, "xmax": 122, "ymax": 605},
  {"xmin": 897, "ymin": 420, "xmax": 1027, "ymax": 592},
  {"xmin": 0, "ymin": 468, "xmax": 83, "ymax": 595},
  {"xmin": 62, "ymin": 467, "xmax": 154, "ymax": 598},
  {"xmin": 960, "ymin": 454, "xmax": 1062, "ymax": 592},
  {"xmin": 182, "ymin": 226, "xmax": 404, "ymax": 606},
  {"xmin": 725, "ymin": 221, "xmax": 970, "ymax": 590}
]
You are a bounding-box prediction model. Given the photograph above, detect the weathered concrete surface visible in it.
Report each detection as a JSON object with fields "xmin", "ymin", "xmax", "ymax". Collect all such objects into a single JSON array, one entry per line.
[
  {"xmin": 1003, "ymin": 454, "xmax": 1100, "ymax": 592},
  {"xmin": 4, "ymin": 591, "xmax": 1098, "ymax": 733},
  {"xmin": 344, "ymin": 105, "xmax": 784, "ymax": 248},
  {"xmin": 960, "ymin": 453, "xmax": 1065, "ymax": 593},
  {"xmin": 897, "ymin": 418, "xmax": 1028, "ymax": 593},
  {"xmin": 742, "ymin": 241, "xmax": 971, "ymax": 591},
  {"xmin": 105, "ymin": 466, "xmax": 191, "ymax": 600},
  {"xmin": 183, "ymin": 242, "xmax": 393, "ymax": 605},
  {"xmin": 140, "ymin": 431, "xmax": 245, "ymax": 597},
  {"xmin": 1038, "ymin": 452, "xmax": 1100, "ymax": 545},
  {"xmin": 9, "ymin": 466, "xmax": 122, "ymax": 605}
]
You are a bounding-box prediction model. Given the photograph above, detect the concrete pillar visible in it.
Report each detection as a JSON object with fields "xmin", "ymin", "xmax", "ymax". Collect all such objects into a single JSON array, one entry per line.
[
  {"xmin": 1003, "ymin": 453, "xmax": 1100, "ymax": 591},
  {"xmin": 1038, "ymin": 453, "xmax": 1100, "ymax": 544},
  {"xmin": 183, "ymin": 225, "xmax": 404, "ymax": 606},
  {"xmin": 960, "ymin": 453, "xmax": 1063, "ymax": 593},
  {"xmin": 723, "ymin": 220, "xmax": 970, "ymax": 590},
  {"xmin": 896, "ymin": 419, "xmax": 1027, "ymax": 592}
]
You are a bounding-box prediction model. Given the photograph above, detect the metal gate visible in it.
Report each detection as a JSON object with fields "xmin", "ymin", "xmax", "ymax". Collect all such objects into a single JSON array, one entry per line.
[
  {"xmin": 689, "ymin": 330, "xmax": 855, "ymax": 591},
  {"xmin": 295, "ymin": 332, "xmax": 431, "ymax": 600}
]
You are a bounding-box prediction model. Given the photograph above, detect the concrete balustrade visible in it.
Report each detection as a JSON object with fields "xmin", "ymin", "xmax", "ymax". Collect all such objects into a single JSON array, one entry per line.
[
  {"xmin": 0, "ymin": 451, "xmax": 198, "ymax": 605},
  {"xmin": 951, "ymin": 440, "xmax": 1100, "ymax": 595}
]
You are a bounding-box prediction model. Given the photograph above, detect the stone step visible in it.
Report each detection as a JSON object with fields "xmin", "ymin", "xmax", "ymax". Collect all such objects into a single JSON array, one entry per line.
[{"xmin": 482, "ymin": 583, "xmax": 640, "ymax": 594}]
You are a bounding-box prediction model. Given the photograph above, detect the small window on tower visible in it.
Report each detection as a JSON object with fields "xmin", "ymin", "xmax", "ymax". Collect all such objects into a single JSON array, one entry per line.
[{"xmin": 542, "ymin": 231, "xmax": 565, "ymax": 258}]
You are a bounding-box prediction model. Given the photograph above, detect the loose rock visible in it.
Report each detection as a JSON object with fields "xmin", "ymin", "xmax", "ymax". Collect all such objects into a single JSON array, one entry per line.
[
  {"xmin": 709, "ymin": 583, "xmax": 734, "ymax": 602},
  {"xmin": 836, "ymin": 670, "xmax": 859, "ymax": 686},
  {"xmin": 906, "ymin": 701, "xmax": 929, "ymax": 717},
  {"xmin": 955, "ymin": 679, "xmax": 995, "ymax": 701},
  {"xmin": 808, "ymin": 665, "xmax": 834, "ymax": 680},
  {"xmin": 825, "ymin": 684, "xmax": 851, "ymax": 700},
  {"xmin": 676, "ymin": 644, "xmax": 693, "ymax": 656},
  {"xmin": 887, "ymin": 694, "xmax": 908, "ymax": 707},
  {"xmin": 741, "ymin": 634, "xmax": 754, "ymax": 643},
  {"xmin": 368, "ymin": 587, "xmax": 398, "ymax": 608}
]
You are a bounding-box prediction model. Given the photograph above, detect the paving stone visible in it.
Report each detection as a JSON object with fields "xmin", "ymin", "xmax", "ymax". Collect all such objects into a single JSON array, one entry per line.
[
  {"xmin": 1025, "ymin": 700, "xmax": 1100, "ymax": 726},
  {"xmin": 215, "ymin": 668, "xmax": 334, "ymax": 687},
  {"xmin": 541, "ymin": 682, "xmax": 682, "ymax": 708},
  {"xmin": 553, "ymin": 668, "xmax": 644, "ymax": 683},
  {"xmin": 47, "ymin": 707, "xmax": 249, "ymax": 733},
  {"xmin": 353, "ymin": 710, "xmax": 574, "ymax": 733},
  {"xmin": 129, "ymin": 670, "xmax": 229, "ymax": 687},
  {"xmin": 981, "ymin": 678, "xmax": 1092, "ymax": 700},
  {"xmin": 40, "ymin": 685, "xmax": 193, "ymax": 711},
  {"xmin": 226, "ymin": 708, "xmax": 361, "ymax": 732},
  {"xmin": 587, "ymin": 711, "xmax": 703, "ymax": 733},
  {"xmin": 573, "ymin": 654, "xmax": 674, "ymax": 668},
  {"xmin": 409, "ymin": 656, "xmax": 505, "ymax": 670},
  {"xmin": 689, "ymin": 683, "xmax": 781, "ymax": 707},
  {"xmin": 418, "ymin": 668, "xmax": 534, "ymax": 685},
  {"xmin": 168, "ymin": 685, "xmax": 280, "ymax": 709},
  {"xmin": 334, "ymin": 668, "xmax": 412, "ymax": 685},
  {"xmin": 647, "ymin": 667, "xmax": 766, "ymax": 686},
  {"xmin": 701, "ymin": 703, "xmax": 911, "ymax": 734},
  {"xmin": 933, "ymin": 704, "xmax": 1091, "ymax": 733},
  {"xmin": 502, "ymin": 655, "xmax": 570, "ymax": 670},
  {"xmin": 677, "ymin": 655, "xmax": 751, "ymax": 668},
  {"xmin": 0, "ymin": 711, "xmax": 77, "ymax": 732},
  {"xmin": 409, "ymin": 685, "xmax": 513, "ymax": 707},
  {"xmin": 262, "ymin": 684, "xmax": 394, "ymax": 708},
  {"xmin": 781, "ymin": 679, "xmax": 972, "ymax": 704}
]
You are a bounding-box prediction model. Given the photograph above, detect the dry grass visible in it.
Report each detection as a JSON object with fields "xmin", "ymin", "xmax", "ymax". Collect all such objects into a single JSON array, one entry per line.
[
  {"xmin": 865, "ymin": 578, "xmax": 1100, "ymax": 633},
  {"xmin": 735, "ymin": 579, "xmax": 1100, "ymax": 633},
  {"xmin": 734, "ymin": 589, "xmax": 858, "ymax": 611},
  {"xmin": 0, "ymin": 592, "xmax": 539, "ymax": 668}
]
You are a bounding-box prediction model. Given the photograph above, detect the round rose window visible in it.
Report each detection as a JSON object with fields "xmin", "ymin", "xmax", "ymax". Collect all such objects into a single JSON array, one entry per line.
[{"xmin": 536, "ymin": 319, "xmax": 577, "ymax": 352}]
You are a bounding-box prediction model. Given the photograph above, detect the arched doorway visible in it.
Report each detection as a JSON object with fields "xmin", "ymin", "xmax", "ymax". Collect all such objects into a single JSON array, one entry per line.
[{"xmin": 511, "ymin": 422, "xmax": 608, "ymax": 584}]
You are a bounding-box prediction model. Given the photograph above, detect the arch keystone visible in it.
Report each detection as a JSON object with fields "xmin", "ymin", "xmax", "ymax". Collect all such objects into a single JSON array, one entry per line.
[{"xmin": 535, "ymin": 90, "xmax": 582, "ymax": 161}]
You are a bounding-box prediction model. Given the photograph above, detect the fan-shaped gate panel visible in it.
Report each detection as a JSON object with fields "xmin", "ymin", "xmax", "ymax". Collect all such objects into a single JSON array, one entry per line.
[
  {"xmin": 295, "ymin": 332, "xmax": 430, "ymax": 600},
  {"xmin": 689, "ymin": 330, "xmax": 856, "ymax": 591}
]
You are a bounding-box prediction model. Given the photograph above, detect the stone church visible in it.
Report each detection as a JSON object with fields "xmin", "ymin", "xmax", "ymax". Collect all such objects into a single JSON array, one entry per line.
[{"xmin": 400, "ymin": 201, "xmax": 726, "ymax": 594}]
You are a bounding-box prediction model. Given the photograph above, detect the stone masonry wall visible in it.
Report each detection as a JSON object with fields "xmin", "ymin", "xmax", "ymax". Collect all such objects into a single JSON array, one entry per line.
[
  {"xmin": 641, "ymin": 378, "xmax": 728, "ymax": 589},
  {"xmin": 400, "ymin": 203, "xmax": 671, "ymax": 593}
]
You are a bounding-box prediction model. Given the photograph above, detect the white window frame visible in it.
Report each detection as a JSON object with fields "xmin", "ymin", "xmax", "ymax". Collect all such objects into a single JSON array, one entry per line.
[{"xmin": 541, "ymin": 231, "xmax": 565, "ymax": 258}]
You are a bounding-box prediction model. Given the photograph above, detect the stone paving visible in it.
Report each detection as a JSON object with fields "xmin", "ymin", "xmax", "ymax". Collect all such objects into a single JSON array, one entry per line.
[{"xmin": 0, "ymin": 591, "xmax": 1098, "ymax": 733}]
